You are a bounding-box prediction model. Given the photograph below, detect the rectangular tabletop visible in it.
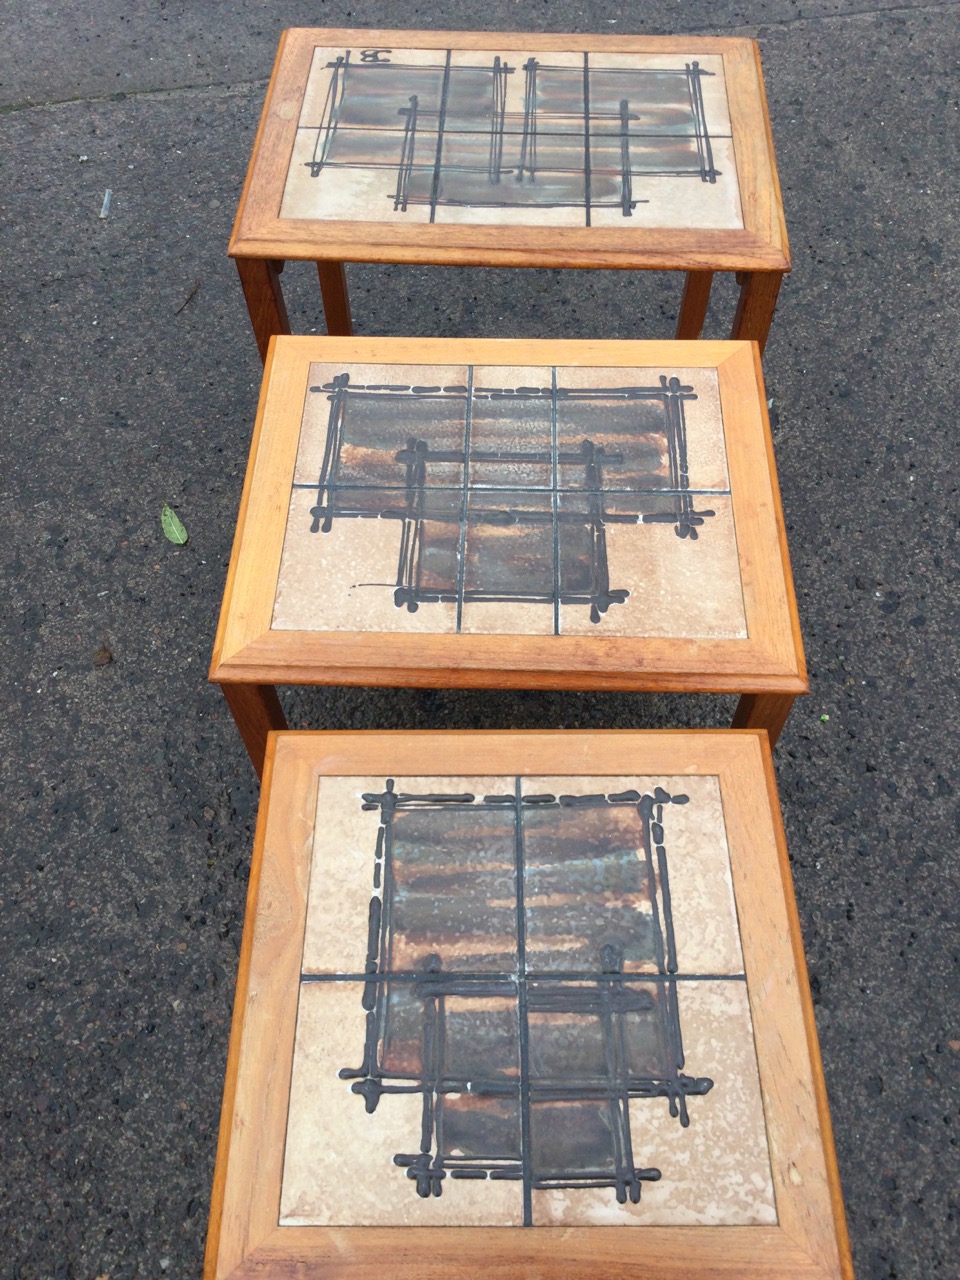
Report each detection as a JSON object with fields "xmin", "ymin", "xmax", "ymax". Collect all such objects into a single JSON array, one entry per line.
[
  {"xmin": 210, "ymin": 336, "xmax": 805, "ymax": 694},
  {"xmin": 205, "ymin": 729, "xmax": 850, "ymax": 1279},
  {"xmin": 231, "ymin": 29, "xmax": 789, "ymax": 271}
]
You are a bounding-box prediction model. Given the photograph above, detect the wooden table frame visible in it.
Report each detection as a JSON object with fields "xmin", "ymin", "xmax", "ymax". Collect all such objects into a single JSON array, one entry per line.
[
  {"xmin": 230, "ymin": 29, "xmax": 790, "ymax": 363},
  {"xmin": 204, "ymin": 729, "xmax": 851, "ymax": 1280},
  {"xmin": 210, "ymin": 336, "xmax": 806, "ymax": 777}
]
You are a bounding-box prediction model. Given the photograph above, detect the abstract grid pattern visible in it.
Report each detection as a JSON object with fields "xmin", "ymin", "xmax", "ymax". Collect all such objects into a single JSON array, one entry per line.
[
  {"xmin": 279, "ymin": 47, "xmax": 742, "ymax": 227},
  {"xmin": 294, "ymin": 369, "xmax": 720, "ymax": 633},
  {"xmin": 310, "ymin": 779, "xmax": 715, "ymax": 1221}
]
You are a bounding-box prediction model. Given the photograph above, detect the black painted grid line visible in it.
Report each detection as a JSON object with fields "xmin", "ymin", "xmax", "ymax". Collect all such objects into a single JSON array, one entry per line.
[
  {"xmin": 308, "ymin": 372, "xmax": 349, "ymax": 533},
  {"xmin": 428, "ymin": 50, "xmax": 453, "ymax": 224},
  {"xmin": 309, "ymin": 52, "xmax": 347, "ymax": 174},
  {"xmin": 518, "ymin": 57, "xmax": 538, "ymax": 181},
  {"xmin": 640, "ymin": 793, "xmax": 669, "ymax": 974},
  {"xmin": 489, "ymin": 57, "xmax": 507, "ymax": 183},
  {"xmin": 309, "ymin": 380, "xmax": 701, "ymax": 399},
  {"xmin": 582, "ymin": 52, "xmax": 592, "ymax": 226},
  {"xmin": 295, "ymin": 482, "xmax": 731, "ymax": 496},
  {"xmin": 393, "ymin": 93, "xmax": 418, "ymax": 212},
  {"xmin": 302, "ymin": 970, "xmax": 746, "ymax": 984},
  {"xmin": 298, "ymin": 125, "xmax": 734, "ymax": 143},
  {"xmin": 686, "ymin": 62, "xmax": 718, "ymax": 184},
  {"xmin": 619, "ymin": 98, "xmax": 634, "ymax": 216},
  {"xmin": 513, "ymin": 776, "xmax": 534, "ymax": 1225},
  {"xmin": 647, "ymin": 792, "xmax": 689, "ymax": 1127},
  {"xmin": 550, "ymin": 367, "xmax": 560, "ymax": 636},
  {"xmin": 454, "ymin": 365, "xmax": 475, "ymax": 633}
]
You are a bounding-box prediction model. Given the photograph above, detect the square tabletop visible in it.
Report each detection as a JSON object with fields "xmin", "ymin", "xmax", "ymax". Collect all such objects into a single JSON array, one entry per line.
[
  {"xmin": 205, "ymin": 729, "xmax": 850, "ymax": 1279},
  {"xmin": 210, "ymin": 336, "xmax": 805, "ymax": 695},
  {"xmin": 230, "ymin": 28, "xmax": 789, "ymax": 271}
]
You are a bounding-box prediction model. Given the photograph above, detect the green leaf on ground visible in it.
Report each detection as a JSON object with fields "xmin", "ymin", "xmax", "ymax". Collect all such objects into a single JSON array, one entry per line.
[{"xmin": 161, "ymin": 504, "xmax": 188, "ymax": 545}]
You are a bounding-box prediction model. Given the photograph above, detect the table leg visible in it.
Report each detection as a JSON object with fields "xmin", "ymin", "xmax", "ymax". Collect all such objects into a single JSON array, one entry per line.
[
  {"xmin": 732, "ymin": 693, "xmax": 795, "ymax": 747},
  {"xmin": 236, "ymin": 258, "xmax": 291, "ymax": 364},
  {"xmin": 730, "ymin": 271, "xmax": 783, "ymax": 354},
  {"xmin": 317, "ymin": 261, "xmax": 353, "ymax": 336},
  {"xmin": 220, "ymin": 682, "xmax": 288, "ymax": 779},
  {"xmin": 676, "ymin": 270, "xmax": 714, "ymax": 339}
]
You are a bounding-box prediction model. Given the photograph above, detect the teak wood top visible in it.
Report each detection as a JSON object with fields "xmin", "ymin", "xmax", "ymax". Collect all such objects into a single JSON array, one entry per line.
[
  {"xmin": 230, "ymin": 28, "xmax": 790, "ymax": 271},
  {"xmin": 204, "ymin": 729, "xmax": 851, "ymax": 1279},
  {"xmin": 210, "ymin": 336, "xmax": 806, "ymax": 695}
]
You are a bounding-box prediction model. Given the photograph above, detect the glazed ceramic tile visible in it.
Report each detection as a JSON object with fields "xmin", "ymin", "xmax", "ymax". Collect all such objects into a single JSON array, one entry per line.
[
  {"xmin": 280, "ymin": 979, "xmax": 525, "ymax": 1226},
  {"xmin": 272, "ymin": 362, "xmax": 746, "ymax": 638},
  {"xmin": 282, "ymin": 773, "xmax": 772, "ymax": 1227},
  {"xmin": 530, "ymin": 981, "xmax": 775, "ymax": 1226},
  {"xmin": 280, "ymin": 47, "xmax": 743, "ymax": 230},
  {"xmin": 301, "ymin": 774, "xmax": 515, "ymax": 976}
]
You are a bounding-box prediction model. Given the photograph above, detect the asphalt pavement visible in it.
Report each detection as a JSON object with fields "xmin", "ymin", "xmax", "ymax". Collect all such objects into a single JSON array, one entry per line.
[{"xmin": 2, "ymin": 2, "xmax": 959, "ymax": 1277}]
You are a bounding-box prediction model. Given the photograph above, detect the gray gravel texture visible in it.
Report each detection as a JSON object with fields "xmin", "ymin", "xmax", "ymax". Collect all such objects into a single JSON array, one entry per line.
[{"xmin": 2, "ymin": 2, "xmax": 959, "ymax": 1278}]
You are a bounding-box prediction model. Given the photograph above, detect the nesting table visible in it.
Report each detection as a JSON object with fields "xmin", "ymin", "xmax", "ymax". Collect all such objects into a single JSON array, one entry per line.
[
  {"xmin": 230, "ymin": 29, "xmax": 790, "ymax": 361},
  {"xmin": 204, "ymin": 728, "xmax": 851, "ymax": 1279},
  {"xmin": 210, "ymin": 336, "xmax": 806, "ymax": 776}
]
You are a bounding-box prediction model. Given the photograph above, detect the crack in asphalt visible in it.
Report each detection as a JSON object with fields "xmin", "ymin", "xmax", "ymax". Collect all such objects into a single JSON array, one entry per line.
[
  {"xmin": 0, "ymin": 77, "xmax": 268, "ymax": 116},
  {"xmin": 682, "ymin": 0, "xmax": 953, "ymax": 29},
  {"xmin": 0, "ymin": 0, "xmax": 950, "ymax": 116}
]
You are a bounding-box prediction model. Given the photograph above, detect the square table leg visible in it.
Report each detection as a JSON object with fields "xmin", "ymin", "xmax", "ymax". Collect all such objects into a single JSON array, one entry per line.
[
  {"xmin": 317, "ymin": 261, "xmax": 353, "ymax": 336},
  {"xmin": 730, "ymin": 270, "xmax": 784, "ymax": 354},
  {"xmin": 675, "ymin": 270, "xmax": 714, "ymax": 339},
  {"xmin": 219, "ymin": 682, "xmax": 288, "ymax": 779},
  {"xmin": 731, "ymin": 692, "xmax": 796, "ymax": 746},
  {"xmin": 236, "ymin": 258, "xmax": 291, "ymax": 364}
]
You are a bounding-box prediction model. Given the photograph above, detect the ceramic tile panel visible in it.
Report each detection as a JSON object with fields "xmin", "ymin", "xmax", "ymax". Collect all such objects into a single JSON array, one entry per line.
[
  {"xmin": 272, "ymin": 362, "xmax": 746, "ymax": 638},
  {"xmin": 280, "ymin": 46, "xmax": 743, "ymax": 230},
  {"xmin": 281, "ymin": 773, "xmax": 774, "ymax": 1228}
]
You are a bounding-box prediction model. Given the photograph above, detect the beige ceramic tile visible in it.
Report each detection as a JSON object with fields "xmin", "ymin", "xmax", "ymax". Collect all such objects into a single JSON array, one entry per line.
[
  {"xmin": 272, "ymin": 489, "xmax": 460, "ymax": 633},
  {"xmin": 531, "ymin": 981, "xmax": 775, "ymax": 1226},
  {"xmin": 291, "ymin": 362, "xmax": 470, "ymax": 486},
  {"xmin": 301, "ymin": 774, "xmax": 517, "ymax": 975},
  {"xmin": 560, "ymin": 496, "xmax": 745, "ymax": 639},
  {"xmin": 279, "ymin": 980, "xmax": 525, "ymax": 1225},
  {"xmin": 455, "ymin": 599, "xmax": 555, "ymax": 636},
  {"xmin": 280, "ymin": 46, "xmax": 743, "ymax": 230},
  {"xmin": 555, "ymin": 365, "xmax": 729, "ymax": 492},
  {"xmin": 523, "ymin": 774, "xmax": 743, "ymax": 975}
]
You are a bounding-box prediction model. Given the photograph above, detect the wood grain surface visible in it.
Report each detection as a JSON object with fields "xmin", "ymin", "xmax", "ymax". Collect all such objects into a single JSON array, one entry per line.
[
  {"xmin": 205, "ymin": 730, "xmax": 850, "ymax": 1279},
  {"xmin": 230, "ymin": 30, "xmax": 789, "ymax": 272},
  {"xmin": 210, "ymin": 336, "xmax": 806, "ymax": 690}
]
